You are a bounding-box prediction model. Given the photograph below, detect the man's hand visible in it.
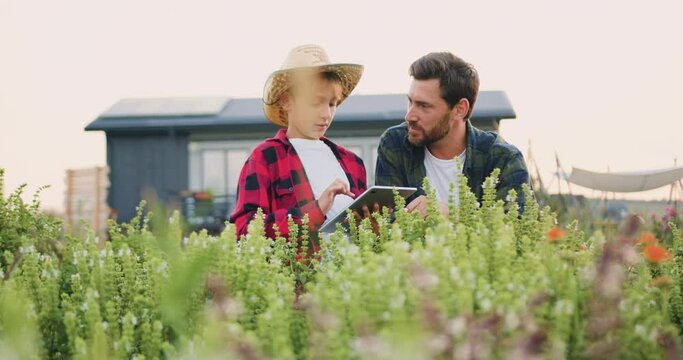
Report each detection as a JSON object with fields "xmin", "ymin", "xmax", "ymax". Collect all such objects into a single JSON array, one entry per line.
[
  {"xmin": 405, "ymin": 195, "xmax": 448, "ymax": 219},
  {"xmin": 347, "ymin": 203, "xmax": 389, "ymax": 235},
  {"xmin": 318, "ymin": 179, "xmax": 355, "ymax": 215}
]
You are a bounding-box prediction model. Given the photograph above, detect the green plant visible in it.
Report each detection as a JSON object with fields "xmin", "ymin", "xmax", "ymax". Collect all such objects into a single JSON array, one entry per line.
[{"xmin": 0, "ymin": 168, "xmax": 681, "ymax": 359}]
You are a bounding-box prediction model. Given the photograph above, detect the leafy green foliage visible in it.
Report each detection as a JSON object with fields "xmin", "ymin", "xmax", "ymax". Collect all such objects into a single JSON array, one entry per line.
[{"xmin": 0, "ymin": 168, "xmax": 681, "ymax": 359}]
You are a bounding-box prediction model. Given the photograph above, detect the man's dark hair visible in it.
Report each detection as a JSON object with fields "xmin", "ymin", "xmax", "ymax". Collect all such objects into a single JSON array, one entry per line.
[{"xmin": 409, "ymin": 52, "xmax": 480, "ymax": 119}]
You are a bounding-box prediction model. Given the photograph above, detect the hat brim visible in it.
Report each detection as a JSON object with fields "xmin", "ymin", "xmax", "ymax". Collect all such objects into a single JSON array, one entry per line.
[{"xmin": 263, "ymin": 64, "xmax": 364, "ymax": 127}]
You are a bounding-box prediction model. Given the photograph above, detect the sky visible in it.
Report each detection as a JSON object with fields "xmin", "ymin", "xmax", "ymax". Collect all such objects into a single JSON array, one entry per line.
[{"xmin": 1, "ymin": 0, "xmax": 682, "ymax": 212}]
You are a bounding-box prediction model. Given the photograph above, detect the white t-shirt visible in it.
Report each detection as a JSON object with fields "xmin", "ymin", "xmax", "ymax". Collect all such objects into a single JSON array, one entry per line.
[
  {"xmin": 289, "ymin": 138, "xmax": 354, "ymax": 219},
  {"xmin": 424, "ymin": 147, "xmax": 466, "ymax": 205}
]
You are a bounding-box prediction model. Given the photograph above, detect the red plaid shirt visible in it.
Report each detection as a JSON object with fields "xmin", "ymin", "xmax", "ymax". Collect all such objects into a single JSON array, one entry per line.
[{"xmin": 229, "ymin": 129, "xmax": 367, "ymax": 243}]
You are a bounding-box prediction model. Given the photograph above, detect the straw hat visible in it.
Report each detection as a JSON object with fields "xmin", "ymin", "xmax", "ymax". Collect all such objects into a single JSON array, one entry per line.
[{"xmin": 263, "ymin": 44, "xmax": 363, "ymax": 126}]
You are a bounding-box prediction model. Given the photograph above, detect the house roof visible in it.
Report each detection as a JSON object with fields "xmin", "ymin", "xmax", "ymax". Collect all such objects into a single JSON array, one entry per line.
[{"xmin": 85, "ymin": 91, "xmax": 516, "ymax": 132}]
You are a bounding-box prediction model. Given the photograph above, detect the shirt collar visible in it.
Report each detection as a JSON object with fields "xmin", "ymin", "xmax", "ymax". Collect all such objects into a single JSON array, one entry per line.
[{"xmin": 270, "ymin": 128, "xmax": 335, "ymax": 150}]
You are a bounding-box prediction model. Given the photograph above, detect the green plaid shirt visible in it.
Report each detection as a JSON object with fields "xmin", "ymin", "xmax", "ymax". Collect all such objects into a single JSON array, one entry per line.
[{"xmin": 375, "ymin": 120, "xmax": 531, "ymax": 212}]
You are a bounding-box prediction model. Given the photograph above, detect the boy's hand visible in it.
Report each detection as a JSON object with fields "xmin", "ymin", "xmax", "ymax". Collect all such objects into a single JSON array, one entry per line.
[{"xmin": 318, "ymin": 179, "xmax": 355, "ymax": 215}]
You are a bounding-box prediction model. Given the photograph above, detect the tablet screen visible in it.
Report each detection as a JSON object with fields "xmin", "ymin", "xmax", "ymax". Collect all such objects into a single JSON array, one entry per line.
[{"xmin": 319, "ymin": 186, "xmax": 417, "ymax": 233}]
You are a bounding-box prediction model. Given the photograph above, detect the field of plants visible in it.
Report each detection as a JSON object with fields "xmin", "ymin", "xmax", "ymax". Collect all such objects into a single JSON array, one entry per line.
[{"xmin": 1, "ymin": 167, "xmax": 682, "ymax": 359}]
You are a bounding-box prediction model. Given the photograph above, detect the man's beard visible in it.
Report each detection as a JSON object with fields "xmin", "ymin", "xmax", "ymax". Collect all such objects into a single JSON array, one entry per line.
[{"xmin": 407, "ymin": 113, "xmax": 451, "ymax": 147}]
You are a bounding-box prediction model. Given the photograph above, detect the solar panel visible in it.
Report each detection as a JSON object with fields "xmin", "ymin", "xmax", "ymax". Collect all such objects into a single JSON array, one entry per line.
[{"xmin": 102, "ymin": 97, "xmax": 230, "ymax": 118}]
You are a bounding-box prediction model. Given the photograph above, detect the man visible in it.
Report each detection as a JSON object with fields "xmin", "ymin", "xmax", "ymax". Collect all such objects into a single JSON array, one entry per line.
[
  {"xmin": 375, "ymin": 52, "xmax": 530, "ymax": 218},
  {"xmin": 230, "ymin": 45, "xmax": 367, "ymax": 244}
]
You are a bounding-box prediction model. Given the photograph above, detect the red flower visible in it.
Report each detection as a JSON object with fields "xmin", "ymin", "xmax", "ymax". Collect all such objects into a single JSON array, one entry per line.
[
  {"xmin": 194, "ymin": 192, "xmax": 212, "ymax": 201},
  {"xmin": 643, "ymin": 243, "xmax": 673, "ymax": 264},
  {"xmin": 547, "ymin": 227, "xmax": 566, "ymax": 243},
  {"xmin": 650, "ymin": 275, "xmax": 671, "ymax": 288},
  {"xmin": 636, "ymin": 232, "xmax": 657, "ymax": 245}
]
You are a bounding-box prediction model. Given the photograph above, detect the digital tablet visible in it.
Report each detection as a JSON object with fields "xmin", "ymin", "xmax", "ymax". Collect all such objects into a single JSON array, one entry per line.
[{"xmin": 318, "ymin": 186, "xmax": 417, "ymax": 233}]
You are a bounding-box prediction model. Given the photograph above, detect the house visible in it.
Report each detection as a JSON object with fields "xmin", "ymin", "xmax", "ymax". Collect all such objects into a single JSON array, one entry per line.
[{"xmin": 85, "ymin": 92, "xmax": 516, "ymax": 225}]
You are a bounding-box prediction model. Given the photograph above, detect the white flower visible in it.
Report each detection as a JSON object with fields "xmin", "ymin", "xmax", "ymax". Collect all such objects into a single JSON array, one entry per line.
[
  {"xmin": 480, "ymin": 298, "xmax": 492, "ymax": 312},
  {"xmin": 465, "ymin": 271, "xmax": 476, "ymax": 287},
  {"xmin": 448, "ymin": 317, "xmax": 466, "ymax": 336},
  {"xmin": 389, "ymin": 294, "xmax": 405, "ymax": 309},
  {"xmin": 227, "ymin": 323, "xmax": 240, "ymax": 334},
  {"xmin": 504, "ymin": 312, "xmax": 519, "ymax": 330},
  {"xmin": 425, "ymin": 236, "xmax": 436, "ymax": 246},
  {"xmin": 649, "ymin": 329, "xmax": 658, "ymax": 343},
  {"xmin": 554, "ymin": 300, "xmax": 572, "ymax": 315}
]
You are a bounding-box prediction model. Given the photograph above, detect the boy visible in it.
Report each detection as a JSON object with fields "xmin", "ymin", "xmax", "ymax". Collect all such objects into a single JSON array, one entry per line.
[{"xmin": 230, "ymin": 45, "xmax": 367, "ymax": 245}]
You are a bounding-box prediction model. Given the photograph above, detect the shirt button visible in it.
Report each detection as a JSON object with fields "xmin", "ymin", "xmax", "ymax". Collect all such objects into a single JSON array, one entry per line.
[{"xmin": 288, "ymin": 187, "xmax": 293, "ymax": 192}]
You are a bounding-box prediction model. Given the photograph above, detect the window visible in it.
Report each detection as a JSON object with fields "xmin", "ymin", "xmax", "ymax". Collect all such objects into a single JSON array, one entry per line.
[
  {"xmin": 201, "ymin": 150, "xmax": 226, "ymax": 195},
  {"xmin": 227, "ymin": 150, "xmax": 249, "ymax": 194},
  {"xmin": 190, "ymin": 140, "xmax": 258, "ymax": 197}
]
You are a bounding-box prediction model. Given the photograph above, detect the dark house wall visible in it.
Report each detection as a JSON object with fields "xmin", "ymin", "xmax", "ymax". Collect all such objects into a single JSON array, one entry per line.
[{"xmin": 106, "ymin": 131, "xmax": 189, "ymax": 222}]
